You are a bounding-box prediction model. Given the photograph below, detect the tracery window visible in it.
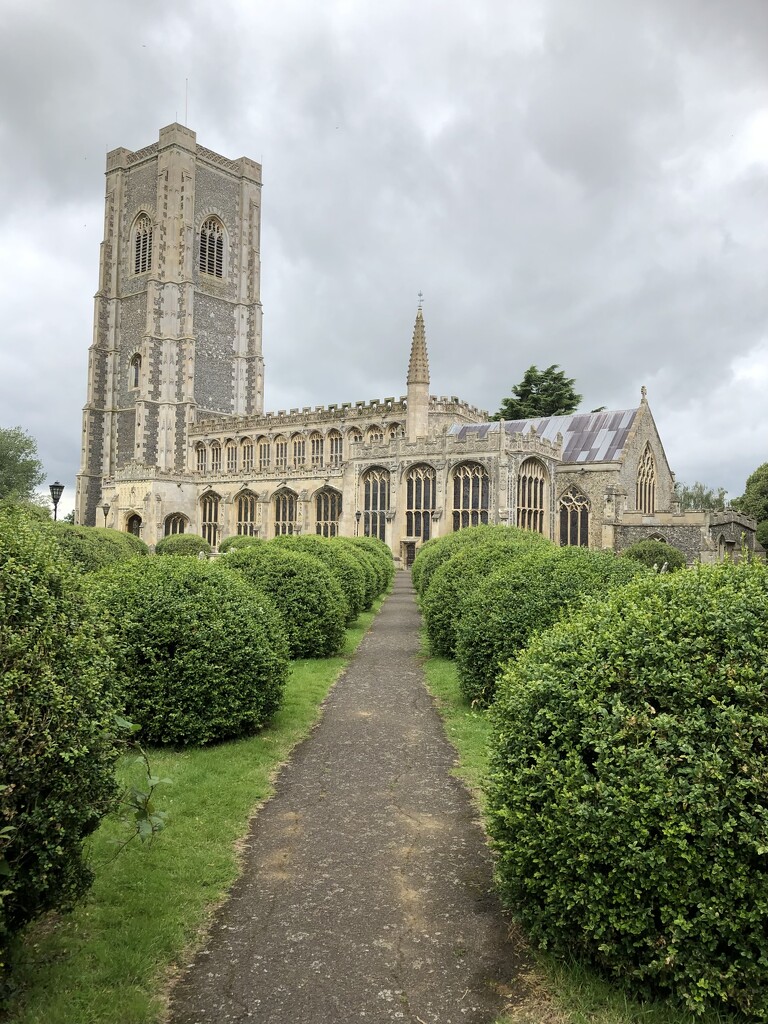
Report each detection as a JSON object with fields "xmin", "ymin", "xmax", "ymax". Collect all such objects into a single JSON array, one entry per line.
[
  {"xmin": 559, "ymin": 487, "xmax": 590, "ymax": 547},
  {"xmin": 164, "ymin": 513, "xmax": 186, "ymax": 536},
  {"xmin": 133, "ymin": 214, "xmax": 152, "ymax": 274},
  {"xmin": 292, "ymin": 434, "xmax": 306, "ymax": 468},
  {"xmin": 130, "ymin": 353, "xmax": 141, "ymax": 390},
  {"xmin": 310, "ymin": 432, "xmax": 324, "ymax": 468},
  {"xmin": 226, "ymin": 440, "xmax": 237, "ymax": 473},
  {"xmin": 452, "ymin": 462, "xmax": 489, "ymax": 531},
  {"xmin": 199, "ymin": 217, "xmax": 225, "ymax": 278},
  {"xmin": 349, "ymin": 429, "xmax": 363, "ymax": 446},
  {"xmin": 196, "ymin": 443, "xmax": 207, "ymax": 473},
  {"xmin": 237, "ymin": 491, "xmax": 258, "ymax": 536},
  {"xmin": 362, "ymin": 467, "xmax": 390, "ymax": 542},
  {"xmin": 258, "ymin": 437, "xmax": 270, "ymax": 471},
  {"xmin": 210, "ymin": 442, "xmax": 222, "ymax": 474},
  {"xmin": 241, "ymin": 438, "xmax": 254, "ymax": 472},
  {"xmin": 367, "ymin": 425, "xmax": 384, "ymax": 444},
  {"xmin": 328, "ymin": 430, "xmax": 343, "ymax": 467},
  {"xmin": 315, "ymin": 488, "xmax": 342, "ymax": 537},
  {"xmin": 388, "ymin": 423, "xmax": 403, "ymax": 441},
  {"xmin": 517, "ymin": 458, "xmax": 548, "ymax": 534},
  {"xmin": 201, "ymin": 492, "xmax": 220, "ymax": 547},
  {"xmin": 636, "ymin": 443, "xmax": 656, "ymax": 514},
  {"xmin": 275, "ymin": 436, "xmax": 288, "ymax": 470},
  {"xmin": 406, "ymin": 464, "xmax": 436, "ymax": 541},
  {"xmin": 274, "ymin": 489, "xmax": 297, "ymax": 535}
]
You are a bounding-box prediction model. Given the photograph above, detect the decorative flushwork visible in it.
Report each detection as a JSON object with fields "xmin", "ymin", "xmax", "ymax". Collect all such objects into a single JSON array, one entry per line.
[
  {"xmin": 406, "ymin": 464, "xmax": 436, "ymax": 541},
  {"xmin": 517, "ymin": 458, "xmax": 548, "ymax": 534},
  {"xmin": 452, "ymin": 462, "xmax": 489, "ymax": 531},
  {"xmin": 559, "ymin": 487, "xmax": 590, "ymax": 547},
  {"xmin": 636, "ymin": 443, "xmax": 656, "ymax": 514}
]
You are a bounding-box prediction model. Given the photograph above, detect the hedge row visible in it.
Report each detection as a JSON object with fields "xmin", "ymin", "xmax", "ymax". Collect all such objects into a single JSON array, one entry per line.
[
  {"xmin": 50, "ymin": 522, "xmax": 149, "ymax": 572},
  {"xmin": 487, "ymin": 559, "xmax": 768, "ymax": 1019}
]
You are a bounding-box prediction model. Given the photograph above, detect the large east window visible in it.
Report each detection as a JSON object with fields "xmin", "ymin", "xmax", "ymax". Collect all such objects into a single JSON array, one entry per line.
[{"xmin": 636, "ymin": 443, "xmax": 656, "ymax": 514}]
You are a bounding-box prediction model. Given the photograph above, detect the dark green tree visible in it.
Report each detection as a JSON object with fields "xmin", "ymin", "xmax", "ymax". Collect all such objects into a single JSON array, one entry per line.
[
  {"xmin": 0, "ymin": 426, "xmax": 45, "ymax": 501},
  {"xmin": 731, "ymin": 463, "xmax": 768, "ymax": 549},
  {"xmin": 490, "ymin": 365, "xmax": 582, "ymax": 421},
  {"xmin": 674, "ymin": 480, "xmax": 727, "ymax": 511}
]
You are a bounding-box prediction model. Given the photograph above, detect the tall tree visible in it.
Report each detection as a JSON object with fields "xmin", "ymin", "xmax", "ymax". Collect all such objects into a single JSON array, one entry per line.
[
  {"xmin": 731, "ymin": 462, "xmax": 768, "ymax": 549},
  {"xmin": 674, "ymin": 480, "xmax": 727, "ymax": 511},
  {"xmin": 490, "ymin": 364, "xmax": 582, "ymax": 421},
  {"xmin": 0, "ymin": 426, "xmax": 46, "ymax": 501}
]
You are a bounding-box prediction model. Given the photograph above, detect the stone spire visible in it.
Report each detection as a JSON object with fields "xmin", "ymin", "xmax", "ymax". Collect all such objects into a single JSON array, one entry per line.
[
  {"xmin": 406, "ymin": 298, "xmax": 430, "ymax": 439},
  {"xmin": 407, "ymin": 300, "xmax": 430, "ymax": 386}
]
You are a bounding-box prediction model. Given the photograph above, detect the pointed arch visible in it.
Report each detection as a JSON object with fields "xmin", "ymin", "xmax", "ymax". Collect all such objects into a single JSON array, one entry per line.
[
  {"xmin": 366, "ymin": 424, "xmax": 384, "ymax": 444},
  {"xmin": 361, "ymin": 466, "xmax": 390, "ymax": 541},
  {"xmin": 517, "ymin": 458, "xmax": 548, "ymax": 534},
  {"xmin": 241, "ymin": 436, "xmax": 254, "ymax": 472},
  {"xmin": 558, "ymin": 486, "xmax": 590, "ymax": 547},
  {"xmin": 451, "ymin": 461, "xmax": 489, "ymax": 531},
  {"xmin": 164, "ymin": 512, "xmax": 187, "ymax": 537},
  {"xmin": 636, "ymin": 443, "xmax": 656, "ymax": 513},
  {"xmin": 291, "ymin": 432, "xmax": 306, "ymax": 468},
  {"xmin": 126, "ymin": 513, "xmax": 142, "ymax": 537},
  {"xmin": 225, "ymin": 438, "xmax": 237, "ymax": 473},
  {"xmin": 133, "ymin": 213, "xmax": 153, "ymax": 274},
  {"xmin": 199, "ymin": 217, "xmax": 225, "ymax": 278},
  {"xmin": 274, "ymin": 488, "xmax": 298, "ymax": 536},
  {"xmin": 328, "ymin": 429, "xmax": 343, "ymax": 467},
  {"xmin": 236, "ymin": 488, "xmax": 258, "ymax": 536},
  {"xmin": 405, "ymin": 463, "xmax": 436, "ymax": 541},
  {"xmin": 195, "ymin": 442, "xmax": 207, "ymax": 474},
  {"xmin": 315, "ymin": 486, "xmax": 342, "ymax": 537},
  {"xmin": 209, "ymin": 441, "xmax": 222, "ymax": 474},
  {"xmin": 200, "ymin": 491, "xmax": 221, "ymax": 547},
  {"xmin": 257, "ymin": 435, "xmax": 271, "ymax": 471},
  {"xmin": 309, "ymin": 431, "xmax": 324, "ymax": 468},
  {"xmin": 274, "ymin": 434, "xmax": 288, "ymax": 470},
  {"xmin": 129, "ymin": 353, "xmax": 141, "ymax": 390}
]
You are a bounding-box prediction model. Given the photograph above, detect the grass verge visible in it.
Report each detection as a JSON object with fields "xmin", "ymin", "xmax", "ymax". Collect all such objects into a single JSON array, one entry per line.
[
  {"xmin": 5, "ymin": 601, "xmax": 384, "ymax": 1024},
  {"xmin": 421, "ymin": 645, "xmax": 748, "ymax": 1024}
]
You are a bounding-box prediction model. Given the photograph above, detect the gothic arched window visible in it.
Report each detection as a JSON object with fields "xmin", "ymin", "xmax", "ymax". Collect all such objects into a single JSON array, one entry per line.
[
  {"xmin": 517, "ymin": 458, "xmax": 548, "ymax": 534},
  {"xmin": 559, "ymin": 487, "xmax": 590, "ymax": 547},
  {"xmin": 275, "ymin": 435, "xmax": 288, "ymax": 470},
  {"xmin": 367, "ymin": 425, "xmax": 384, "ymax": 444},
  {"xmin": 328, "ymin": 430, "xmax": 343, "ymax": 467},
  {"xmin": 226, "ymin": 439, "xmax": 237, "ymax": 473},
  {"xmin": 210, "ymin": 442, "xmax": 222, "ymax": 474},
  {"xmin": 274, "ymin": 489, "xmax": 297, "ymax": 536},
  {"xmin": 452, "ymin": 462, "xmax": 489, "ymax": 531},
  {"xmin": 310, "ymin": 432, "xmax": 324, "ymax": 468},
  {"xmin": 636, "ymin": 443, "xmax": 656, "ymax": 514},
  {"xmin": 258, "ymin": 436, "xmax": 270, "ymax": 471},
  {"xmin": 130, "ymin": 353, "xmax": 141, "ymax": 390},
  {"xmin": 199, "ymin": 217, "xmax": 225, "ymax": 278},
  {"xmin": 195, "ymin": 443, "xmax": 207, "ymax": 474},
  {"xmin": 292, "ymin": 434, "xmax": 306, "ymax": 468},
  {"xmin": 201, "ymin": 492, "xmax": 220, "ymax": 547},
  {"xmin": 164, "ymin": 513, "xmax": 186, "ymax": 536},
  {"xmin": 237, "ymin": 490, "xmax": 258, "ymax": 536},
  {"xmin": 133, "ymin": 214, "xmax": 152, "ymax": 274},
  {"xmin": 406, "ymin": 464, "xmax": 436, "ymax": 541},
  {"xmin": 315, "ymin": 488, "xmax": 342, "ymax": 537},
  {"xmin": 126, "ymin": 513, "xmax": 142, "ymax": 537},
  {"xmin": 388, "ymin": 423, "xmax": 403, "ymax": 441},
  {"xmin": 241, "ymin": 437, "xmax": 254, "ymax": 472},
  {"xmin": 362, "ymin": 467, "xmax": 390, "ymax": 542}
]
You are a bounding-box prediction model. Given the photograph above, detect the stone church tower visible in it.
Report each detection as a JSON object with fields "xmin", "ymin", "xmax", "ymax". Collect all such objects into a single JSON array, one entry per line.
[{"xmin": 76, "ymin": 123, "xmax": 264, "ymax": 526}]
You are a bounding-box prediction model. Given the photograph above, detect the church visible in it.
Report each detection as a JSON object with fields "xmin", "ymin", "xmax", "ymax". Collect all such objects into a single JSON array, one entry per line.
[{"xmin": 75, "ymin": 124, "xmax": 758, "ymax": 567}]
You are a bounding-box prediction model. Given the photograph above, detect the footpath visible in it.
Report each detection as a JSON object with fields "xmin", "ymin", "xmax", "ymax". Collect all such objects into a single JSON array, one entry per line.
[{"xmin": 167, "ymin": 572, "xmax": 529, "ymax": 1024}]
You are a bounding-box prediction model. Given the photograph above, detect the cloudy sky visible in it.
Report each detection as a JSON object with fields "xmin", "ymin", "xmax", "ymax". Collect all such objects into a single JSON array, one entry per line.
[{"xmin": 1, "ymin": 0, "xmax": 766, "ymax": 514}]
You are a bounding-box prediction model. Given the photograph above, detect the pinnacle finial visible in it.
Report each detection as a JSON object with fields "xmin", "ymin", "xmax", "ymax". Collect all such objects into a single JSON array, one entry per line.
[
  {"xmin": 641, "ymin": 385, "xmax": 647, "ymax": 402},
  {"xmin": 407, "ymin": 301, "xmax": 430, "ymax": 386}
]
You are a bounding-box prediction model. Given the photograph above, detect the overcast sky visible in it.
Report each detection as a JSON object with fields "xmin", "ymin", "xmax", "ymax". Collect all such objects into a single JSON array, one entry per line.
[{"xmin": 1, "ymin": 0, "xmax": 766, "ymax": 514}]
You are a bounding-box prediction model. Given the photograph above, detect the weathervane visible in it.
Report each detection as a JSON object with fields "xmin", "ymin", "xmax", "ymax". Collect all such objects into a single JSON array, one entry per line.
[{"xmin": 417, "ymin": 290, "xmax": 424, "ymax": 308}]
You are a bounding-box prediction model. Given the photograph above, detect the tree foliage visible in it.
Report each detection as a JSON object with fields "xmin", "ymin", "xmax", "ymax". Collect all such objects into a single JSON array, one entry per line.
[
  {"xmin": 0, "ymin": 427, "xmax": 45, "ymax": 502},
  {"xmin": 731, "ymin": 462, "xmax": 768, "ymax": 525},
  {"xmin": 674, "ymin": 480, "xmax": 726, "ymax": 511},
  {"xmin": 490, "ymin": 365, "xmax": 582, "ymax": 421}
]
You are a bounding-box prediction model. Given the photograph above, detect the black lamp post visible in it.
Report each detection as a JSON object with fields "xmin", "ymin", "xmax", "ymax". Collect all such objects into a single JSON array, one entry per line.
[
  {"xmin": 102, "ymin": 502, "xmax": 110, "ymax": 527},
  {"xmin": 49, "ymin": 481, "xmax": 64, "ymax": 521},
  {"xmin": 355, "ymin": 510, "xmax": 361, "ymax": 536}
]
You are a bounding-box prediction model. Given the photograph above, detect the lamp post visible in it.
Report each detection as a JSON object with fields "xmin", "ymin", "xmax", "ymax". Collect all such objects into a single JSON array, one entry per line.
[
  {"xmin": 49, "ymin": 481, "xmax": 64, "ymax": 521},
  {"xmin": 102, "ymin": 502, "xmax": 110, "ymax": 527},
  {"xmin": 355, "ymin": 510, "xmax": 361, "ymax": 536}
]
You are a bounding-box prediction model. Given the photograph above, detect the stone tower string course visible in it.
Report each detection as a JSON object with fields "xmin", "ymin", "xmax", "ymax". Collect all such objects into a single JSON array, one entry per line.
[{"xmin": 76, "ymin": 123, "xmax": 264, "ymax": 526}]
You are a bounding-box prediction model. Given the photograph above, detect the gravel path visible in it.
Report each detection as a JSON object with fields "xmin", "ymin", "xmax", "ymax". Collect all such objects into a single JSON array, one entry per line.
[{"xmin": 167, "ymin": 572, "xmax": 527, "ymax": 1024}]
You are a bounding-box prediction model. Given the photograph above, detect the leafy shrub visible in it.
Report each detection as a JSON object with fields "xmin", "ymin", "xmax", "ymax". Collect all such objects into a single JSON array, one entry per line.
[
  {"xmin": 422, "ymin": 537, "xmax": 550, "ymax": 658},
  {"xmin": 51, "ymin": 523, "xmax": 149, "ymax": 572},
  {"xmin": 218, "ymin": 535, "xmax": 262, "ymax": 554},
  {"xmin": 87, "ymin": 557, "xmax": 288, "ymax": 747},
  {"xmin": 154, "ymin": 533, "xmax": 211, "ymax": 557},
  {"xmin": 487, "ymin": 560, "xmax": 768, "ymax": 1019},
  {"xmin": 622, "ymin": 538, "xmax": 687, "ymax": 571},
  {"xmin": 456, "ymin": 547, "xmax": 645, "ymax": 706},
  {"xmin": 0, "ymin": 508, "xmax": 118, "ymax": 964},
  {"xmin": 227, "ymin": 545, "xmax": 346, "ymax": 658},
  {"xmin": 273, "ymin": 535, "xmax": 366, "ymax": 622},
  {"xmin": 332, "ymin": 539, "xmax": 379, "ymax": 609},
  {"xmin": 349, "ymin": 536, "xmax": 395, "ymax": 590}
]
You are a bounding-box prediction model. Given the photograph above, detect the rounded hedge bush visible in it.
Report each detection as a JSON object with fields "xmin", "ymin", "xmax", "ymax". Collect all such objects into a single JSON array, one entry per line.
[
  {"xmin": 622, "ymin": 538, "xmax": 687, "ymax": 571},
  {"xmin": 218, "ymin": 535, "xmax": 263, "ymax": 554},
  {"xmin": 331, "ymin": 539, "xmax": 379, "ymax": 609},
  {"xmin": 51, "ymin": 523, "xmax": 149, "ymax": 573},
  {"xmin": 487, "ymin": 560, "xmax": 768, "ymax": 1019},
  {"xmin": 154, "ymin": 533, "xmax": 211, "ymax": 557},
  {"xmin": 349, "ymin": 536, "xmax": 395, "ymax": 590},
  {"xmin": 272, "ymin": 535, "xmax": 366, "ymax": 622},
  {"xmin": 87, "ymin": 557, "xmax": 289, "ymax": 746},
  {"xmin": 1, "ymin": 508, "xmax": 119, "ymax": 963},
  {"xmin": 422, "ymin": 537, "xmax": 551, "ymax": 659},
  {"xmin": 227, "ymin": 544, "xmax": 346, "ymax": 658},
  {"xmin": 456, "ymin": 547, "xmax": 645, "ymax": 706}
]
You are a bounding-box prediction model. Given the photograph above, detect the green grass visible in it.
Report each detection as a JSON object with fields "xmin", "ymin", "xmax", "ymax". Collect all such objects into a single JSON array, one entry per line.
[
  {"xmin": 421, "ymin": 644, "xmax": 749, "ymax": 1024},
  {"xmin": 5, "ymin": 603, "xmax": 383, "ymax": 1024}
]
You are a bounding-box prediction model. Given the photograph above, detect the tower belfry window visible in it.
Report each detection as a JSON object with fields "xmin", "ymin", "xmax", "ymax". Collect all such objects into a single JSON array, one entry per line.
[
  {"xmin": 199, "ymin": 218, "xmax": 225, "ymax": 278},
  {"xmin": 133, "ymin": 215, "xmax": 152, "ymax": 274}
]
